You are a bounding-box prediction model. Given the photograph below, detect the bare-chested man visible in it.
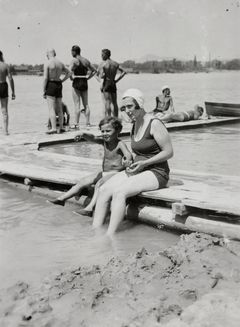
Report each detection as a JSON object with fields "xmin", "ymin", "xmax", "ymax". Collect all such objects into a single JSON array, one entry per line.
[
  {"xmin": 97, "ymin": 49, "xmax": 126, "ymax": 117},
  {"xmin": 43, "ymin": 48, "xmax": 70, "ymax": 134},
  {"xmin": 70, "ymin": 45, "xmax": 97, "ymax": 129},
  {"xmin": 0, "ymin": 50, "xmax": 15, "ymax": 135},
  {"xmin": 154, "ymin": 85, "xmax": 174, "ymax": 117}
]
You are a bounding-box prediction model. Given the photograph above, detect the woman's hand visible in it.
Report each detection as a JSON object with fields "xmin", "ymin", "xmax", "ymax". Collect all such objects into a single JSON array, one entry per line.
[{"xmin": 126, "ymin": 160, "xmax": 146, "ymax": 175}]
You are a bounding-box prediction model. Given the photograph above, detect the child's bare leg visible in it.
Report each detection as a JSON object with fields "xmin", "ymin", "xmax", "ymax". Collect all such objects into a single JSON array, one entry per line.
[
  {"xmin": 57, "ymin": 183, "xmax": 85, "ymax": 201},
  {"xmin": 84, "ymin": 183, "xmax": 100, "ymax": 211},
  {"xmin": 85, "ymin": 173, "xmax": 116, "ymax": 211},
  {"xmin": 49, "ymin": 173, "xmax": 99, "ymax": 206}
]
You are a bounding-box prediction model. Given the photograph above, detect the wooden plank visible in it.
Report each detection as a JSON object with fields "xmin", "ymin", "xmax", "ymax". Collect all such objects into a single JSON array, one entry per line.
[
  {"xmin": 0, "ymin": 161, "xmax": 100, "ymax": 185},
  {"xmin": 165, "ymin": 116, "xmax": 240, "ymax": 131},
  {"xmin": 186, "ymin": 215, "xmax": 240, "ymax": 240},
  {"xmin": 140, "ymin": 175, "xmax": 240, "ymax": 217},
  {"xmin": 127, "ymin": 204, "xmax": 240, "ymax": 240}
]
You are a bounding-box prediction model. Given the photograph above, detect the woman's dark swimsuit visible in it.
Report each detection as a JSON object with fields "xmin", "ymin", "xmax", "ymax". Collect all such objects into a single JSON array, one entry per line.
[
  {"xmin": 45, "ymin": 81, "xmax": 62, "ymax": 98},
  {"xmin": 0, "ymin": 82, "xmax": 8, "ymax": 98},
  {"xmin": 72, "ymin": 60, "xmax": 88, "ymax": 91},
  {"xmin": 131, "ymin": 118, "xmax": 169, "ymax": 187}
]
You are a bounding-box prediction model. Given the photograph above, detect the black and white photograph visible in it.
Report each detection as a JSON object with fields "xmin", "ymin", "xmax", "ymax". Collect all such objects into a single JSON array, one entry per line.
[{"xmin": 0, "ymin": 0, "xmax": 240, "ymax": 326}]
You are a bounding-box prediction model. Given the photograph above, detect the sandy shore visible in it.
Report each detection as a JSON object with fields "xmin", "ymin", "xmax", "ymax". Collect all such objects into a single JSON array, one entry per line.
[{"xmin": 1, "ymin": 232, "xmax": 240, "ymax": 327}]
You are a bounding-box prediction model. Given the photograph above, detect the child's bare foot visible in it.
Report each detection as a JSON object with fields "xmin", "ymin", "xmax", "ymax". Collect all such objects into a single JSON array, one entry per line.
[
  {"xmin": 73, "ymin": 209, "xmax": 93, "ymax": 217},
  {"xmin": 47, "ymin": 199, "xmax": 65, "ymax": 206}
]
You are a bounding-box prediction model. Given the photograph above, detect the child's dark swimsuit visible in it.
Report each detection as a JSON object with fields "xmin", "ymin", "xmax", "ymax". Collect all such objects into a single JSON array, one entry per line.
[
  {"xmin": 0, "ymin": 82, "xmax": 8, "ymax": 98},
  {"xmin": 103, "ymin": 140, "xmax": 124, "ymax": 172},
  {"xmin": 72, "ymin": 60, "xmax": 88, "ymax": 91},
  {"xmin": 45, "ymin": 81, "xmax": 62, "ymax": 98},
  {"xmin": 131, "ymin": 118, "xmax": 169, "ymax": 187}
]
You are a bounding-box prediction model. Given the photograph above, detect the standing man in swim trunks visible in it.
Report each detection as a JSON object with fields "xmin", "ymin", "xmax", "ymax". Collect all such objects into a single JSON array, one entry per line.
[
  {"xmin": 159, "ymin": 105, "xmax": 204, "ymax": 123},
  {"xmin": 43, "ymin": 48, "xmax": 70, "ymax": 134},
  {"xmin": 70, "ymin": 45, "xmax": 97, "ymax": 129},
  {"xmin": 154, "ymin": 85, "xmax": 174, "ymax": 117},
  {"xmin": 0, "ymin": 50, "xmax": 15, "ymax": 135},
  {"xmin": 97, "ymin": 49, "xmax": 126, "ymax": 117}
]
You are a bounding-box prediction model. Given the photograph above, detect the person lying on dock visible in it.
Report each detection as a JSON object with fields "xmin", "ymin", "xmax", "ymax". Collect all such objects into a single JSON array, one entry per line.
[
  {"xmin": 48, "ymin": 117, "xmax": 133, "ymax": 215},
  {"xmin": 92, "ymin": 89, "xmax": 173, "ymax": 236},
  {"xmin": 47, "ymin": 102, "xmax": 70, "ymax": 131},
  {"xmin": 156, "ymin": 105, "xmax": 204, "ymax": 123},
  {"xmin": 153, "ymin": 85, "xmax": 174, "ymax": 116}
]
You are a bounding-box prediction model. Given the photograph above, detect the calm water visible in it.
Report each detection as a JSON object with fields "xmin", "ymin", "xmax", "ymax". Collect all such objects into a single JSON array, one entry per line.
[
  {"xmin": 0, "ymin": 181, "xmax": 178, "ymax": 289},
  {"xmin": 3, "ymin": 71, "xmax": 240, "ymax": 132},
  {"xmin": 43, "ymin": 123, "xmax": 240, "ymax": 176},
  {"xmin": 1, "ymin": 72, "xmax": 240, "ymax": 288}
]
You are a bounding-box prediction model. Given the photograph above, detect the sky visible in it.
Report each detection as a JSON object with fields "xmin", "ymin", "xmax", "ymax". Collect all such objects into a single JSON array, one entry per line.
[{"xmin": 0, "ymin": 0, "xmax": 240, "ymax": 64}]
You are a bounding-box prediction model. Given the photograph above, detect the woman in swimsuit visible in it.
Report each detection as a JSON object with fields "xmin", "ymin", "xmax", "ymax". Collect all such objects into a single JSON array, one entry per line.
[{"xmin": 92, "ymin": 88, "xmax": 173, "ymax": 236}]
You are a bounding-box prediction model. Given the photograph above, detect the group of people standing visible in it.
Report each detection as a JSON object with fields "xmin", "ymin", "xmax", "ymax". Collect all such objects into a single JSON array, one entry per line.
[
  {"xmin": 1, "ymin": 47, "xmax": 205, "ymax": 236},
  {"xmin": 43, "ymin": 46, "xmax": 126, "ymax": 134}
]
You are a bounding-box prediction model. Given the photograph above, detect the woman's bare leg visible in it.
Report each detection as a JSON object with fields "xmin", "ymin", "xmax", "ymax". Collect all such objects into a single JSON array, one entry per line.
[
  {"xmin": 107, "ymin": 171, "xmax": 160, "ymax": 236},
  {"xmin": 92, "ymin": 171, "xmax": 129, "ymax": 228}
]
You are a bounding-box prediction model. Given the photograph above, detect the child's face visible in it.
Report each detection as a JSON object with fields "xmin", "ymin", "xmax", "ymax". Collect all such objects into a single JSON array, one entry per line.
[{"xmin": 100, "ymin": 123, "xmax": 118, "ymax": 142}]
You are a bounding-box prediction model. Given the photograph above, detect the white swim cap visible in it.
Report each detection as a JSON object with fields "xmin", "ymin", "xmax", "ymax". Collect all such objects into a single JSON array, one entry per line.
[
  {"xmin": 122, "ymin": 88, "xmax": 144, "ymax": 108},
  {"xmin": 162, "ymin": 85, "xmax": 170, "ymax": 92}
]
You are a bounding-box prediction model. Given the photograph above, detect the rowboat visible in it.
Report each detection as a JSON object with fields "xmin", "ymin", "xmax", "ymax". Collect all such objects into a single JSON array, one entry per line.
[{"xmin": 205, "ymin": 101, "xmax": 240, "ymax": 117}]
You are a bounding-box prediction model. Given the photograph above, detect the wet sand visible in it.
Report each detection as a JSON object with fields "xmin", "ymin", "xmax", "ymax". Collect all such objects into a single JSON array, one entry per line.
[{"xmin": 1, "ymin": 232, "xmax": 240, "ymax": 327}]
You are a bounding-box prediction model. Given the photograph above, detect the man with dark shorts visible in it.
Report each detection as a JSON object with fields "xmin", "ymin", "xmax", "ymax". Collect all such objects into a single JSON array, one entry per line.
[
  {"xmin": 97, "ymin": 49, "xmax": 126, "ymax": 117},
  {"xmin": 70, "ymin": 45, "xmax": 96, "ymax": 129},
  {"xmin": 0, "ymin": 50, "xmax": 15, "ymax": 135},
  {"xmin": 43, "ymin": 48, "xmax": 70, "ymax": 134}
]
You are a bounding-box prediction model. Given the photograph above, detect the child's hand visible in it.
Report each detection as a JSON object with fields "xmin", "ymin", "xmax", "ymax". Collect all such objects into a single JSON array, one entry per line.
[{"xmin": 122, "ymin": 157, "xmax": 133, "ymax": 167}]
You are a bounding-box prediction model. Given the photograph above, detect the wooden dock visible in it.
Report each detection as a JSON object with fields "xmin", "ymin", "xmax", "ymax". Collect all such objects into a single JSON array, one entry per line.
[{"xmin": 1, "ymin": 117, "xmax": 240, "ymax": 240}]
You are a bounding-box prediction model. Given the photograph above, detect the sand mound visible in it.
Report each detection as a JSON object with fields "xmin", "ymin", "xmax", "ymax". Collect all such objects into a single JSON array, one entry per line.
[{"xmin": 1, "ymin": 233, "xmax": 240, "ymax": 327}]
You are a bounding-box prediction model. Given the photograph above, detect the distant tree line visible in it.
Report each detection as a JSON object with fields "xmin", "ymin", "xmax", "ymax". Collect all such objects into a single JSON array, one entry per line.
[
  {"xmin": 121, "ymin": 58, "xmax": 240, "ymax": 73},
  {"xmin": 11, "ymin": 64, "xmax": 44, "ymax": 75},
  {"xmin": 10, "ymin": 58, "xmax": 240, "ymax": 75}
]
